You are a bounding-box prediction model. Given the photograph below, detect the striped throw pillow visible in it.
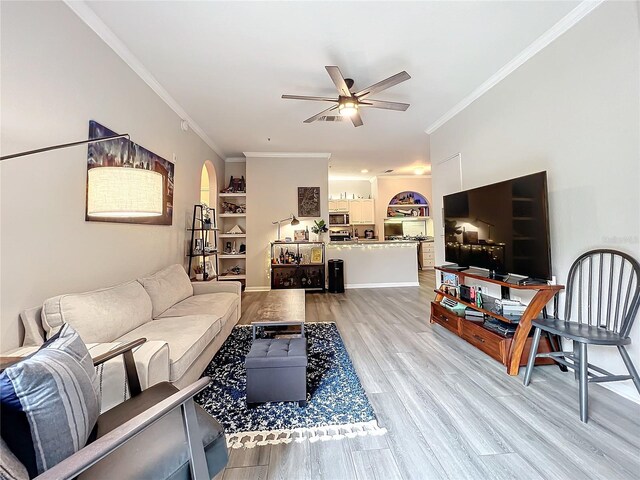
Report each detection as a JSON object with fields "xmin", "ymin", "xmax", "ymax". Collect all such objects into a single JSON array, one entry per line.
[{"xmin": 0, "ymin": 324, "xmax": 100, "ymax": 477}]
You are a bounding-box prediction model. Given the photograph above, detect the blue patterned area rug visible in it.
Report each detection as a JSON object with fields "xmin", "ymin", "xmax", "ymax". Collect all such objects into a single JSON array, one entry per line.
[{"xmin": 195, "ymin": 322, "xmax": 386, "ymax": 448}]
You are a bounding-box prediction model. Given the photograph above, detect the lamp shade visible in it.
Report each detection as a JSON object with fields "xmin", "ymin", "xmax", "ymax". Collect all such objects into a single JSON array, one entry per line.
[{"xmin": 87, "ymin": 167, "xmax": 163, "ymax": 217}]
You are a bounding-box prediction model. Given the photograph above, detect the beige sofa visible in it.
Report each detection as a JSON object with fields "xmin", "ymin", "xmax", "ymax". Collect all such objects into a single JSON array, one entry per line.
[{"xmin": 7, "ymin": 264, "xmax": 241, "ymax": 412}]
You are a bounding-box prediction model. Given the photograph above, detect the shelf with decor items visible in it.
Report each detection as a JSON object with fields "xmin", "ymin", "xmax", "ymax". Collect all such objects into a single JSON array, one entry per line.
[
  {"xmin": 218, "ymin": 163, "xmax": 247, "ymax": 285},
  {"xmin": 386, "ymin": 190, "xmax": 430, "ymax": 218},
  {"xmin": 431, "ymin": 265, "xmax": 564, "ymax": 375},
  {"xmin": 270, "ymin": 242, "xmax": 325, "ymax": 291},
  {"xmin": 187, "ymin": 204, "xmax": 218, "ymax": 282}
]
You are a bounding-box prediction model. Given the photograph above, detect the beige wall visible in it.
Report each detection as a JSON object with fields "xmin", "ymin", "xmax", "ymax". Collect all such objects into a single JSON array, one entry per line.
[
  {"xmin": 245, "ymin": 155, "xmax": 329, "ymax": 290},
  {"xmin": 329, "ymin": 179, "xmax": 372, "ymax": 200},
  {"xmin": 373, "ymin": 176, "xmax": 433, "ymax": 239},
  {"xmin": 430, "ymin": 2, "xmax": 639, "ymax": 401},
  {"xmin": 0, "ymin": 2, "xmax": 224, "ymax": 350}
]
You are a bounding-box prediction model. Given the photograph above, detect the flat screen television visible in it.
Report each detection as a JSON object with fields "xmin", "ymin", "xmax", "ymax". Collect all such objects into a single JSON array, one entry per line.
[{"xmin": 443, "ymin": 171, "xmax": 551, "ymax": 281}]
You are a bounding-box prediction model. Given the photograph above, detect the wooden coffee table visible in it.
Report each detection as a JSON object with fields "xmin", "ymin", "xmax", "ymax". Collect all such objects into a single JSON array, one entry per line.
[{"xmin": 251, "ymin": 290, "xmax": 306, "ymax": 339}]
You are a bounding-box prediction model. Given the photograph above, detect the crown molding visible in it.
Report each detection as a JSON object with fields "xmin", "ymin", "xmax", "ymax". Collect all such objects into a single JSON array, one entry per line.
[
  {"xmin": 64, "ymin": 1, "xmax": 226, "ymax": 160},
  {"xmin": 243, "ymin": 152, "xmax": 331, "ymax": 159},
  {"xmin": 225, "ymin": 157, "xmax": 247, "ymax": 163},
  {"xmin": 377, "ymin": 174, "xmax": 432, "ymax": 180},
  {"xmin": 425, "ymin": 0, "xmax": 604, "ymax": 135}
]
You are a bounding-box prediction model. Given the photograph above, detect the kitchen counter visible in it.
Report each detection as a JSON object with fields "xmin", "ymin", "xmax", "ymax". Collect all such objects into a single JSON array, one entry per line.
[
  {"xmin": 326, "ymin": 241, "xmax": 418, "ymax": 288},
  {"xmin": 328, "ymin": 240, "xmax": 418, "ymax": 245}
]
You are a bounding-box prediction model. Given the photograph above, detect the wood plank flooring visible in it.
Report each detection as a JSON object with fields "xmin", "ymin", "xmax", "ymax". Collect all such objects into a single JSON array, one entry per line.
[{"xmin": 218, "ymin": 270, "xmax": 640, "ymax": 480}]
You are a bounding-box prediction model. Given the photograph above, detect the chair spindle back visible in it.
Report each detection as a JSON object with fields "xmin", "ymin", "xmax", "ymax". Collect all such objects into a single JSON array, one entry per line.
[{"xmin": 564, "ymin": 249, "xmax": 640, "ymax": 337}]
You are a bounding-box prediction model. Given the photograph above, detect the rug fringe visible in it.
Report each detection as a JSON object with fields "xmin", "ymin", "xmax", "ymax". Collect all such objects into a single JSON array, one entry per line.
[{"xmin": 226, "ymin": 420, "xmax": 387, "ymax": 449}]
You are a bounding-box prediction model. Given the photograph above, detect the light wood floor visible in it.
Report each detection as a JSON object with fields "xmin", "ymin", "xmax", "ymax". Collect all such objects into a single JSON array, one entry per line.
[{"xmin": 218, "ymin": 270, "xmax": 640, "ymax": 480}]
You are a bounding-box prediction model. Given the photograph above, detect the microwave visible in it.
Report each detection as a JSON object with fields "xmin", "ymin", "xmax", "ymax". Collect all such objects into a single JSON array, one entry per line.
[{"xmin": 329, "ymin": 213, "xmax": 350, "ymax": 226}]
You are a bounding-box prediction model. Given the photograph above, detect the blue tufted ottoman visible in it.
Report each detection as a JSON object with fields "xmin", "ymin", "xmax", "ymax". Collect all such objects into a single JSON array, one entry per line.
[{"xmin": 245, "ymin": 337, "xmax": 307, "ymax": 407}]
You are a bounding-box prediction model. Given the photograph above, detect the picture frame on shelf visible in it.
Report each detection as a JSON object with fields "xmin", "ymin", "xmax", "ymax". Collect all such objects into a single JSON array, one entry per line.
[
  {"xmin": 310, "ymin": 247, "xmax": 323, "ymax": 264},
  {"xmin": 294, "ymin": 229, "xmax": 307, "ymax": 241},
  {"xmin": 204, "ymin": 260, "xmax": 216, "ymax": 278}
]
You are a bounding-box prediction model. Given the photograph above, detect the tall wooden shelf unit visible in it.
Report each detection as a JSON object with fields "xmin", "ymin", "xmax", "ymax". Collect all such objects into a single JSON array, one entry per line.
[
  {"xmin": 187, "ymin": 204, "xmax": 218, "ymax": 282},
  {"xmin": 431, "ymin": 266, "xmax": 564, "ymax": 375}
]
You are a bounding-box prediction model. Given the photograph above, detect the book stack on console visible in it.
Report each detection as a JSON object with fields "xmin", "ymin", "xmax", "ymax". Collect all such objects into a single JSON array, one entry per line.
[
  {"xmin": 483, "ymin": 317, "xmax": 518, "ymax": 337},
  {"xmin": 464, "ymin": 308, "xmax": 485, "ymax": 323},
  {"xmin": 500, "ymin": 300, "xmax": 528, "ymax": 318}
]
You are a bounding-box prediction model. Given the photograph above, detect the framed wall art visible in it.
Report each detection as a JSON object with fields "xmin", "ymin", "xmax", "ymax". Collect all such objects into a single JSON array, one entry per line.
[{"xmin": 297, "ymin": 186, "xmax": 320, "ymax": 218}]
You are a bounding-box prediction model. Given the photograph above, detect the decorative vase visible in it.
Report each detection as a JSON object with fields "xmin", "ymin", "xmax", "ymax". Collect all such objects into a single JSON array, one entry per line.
[{"xmin": 196, "ymin": 273, "xmax": 204, "ymax": 281}]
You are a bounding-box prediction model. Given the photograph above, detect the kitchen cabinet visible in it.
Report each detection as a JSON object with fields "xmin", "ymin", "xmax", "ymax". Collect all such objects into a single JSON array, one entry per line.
[
  {"xmin": 349, "ymin": 199, "xmax": 374, "ymax": 224},
  {"xmin": 329, "ymin": 200, "xmax": 349, "ymax": 212}
]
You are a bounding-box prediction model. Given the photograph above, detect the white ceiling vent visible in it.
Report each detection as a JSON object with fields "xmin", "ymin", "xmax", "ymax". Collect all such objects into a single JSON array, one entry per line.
[{"xmin": 317, "ymin": 115, "xmax": 346, "ymax": 122}]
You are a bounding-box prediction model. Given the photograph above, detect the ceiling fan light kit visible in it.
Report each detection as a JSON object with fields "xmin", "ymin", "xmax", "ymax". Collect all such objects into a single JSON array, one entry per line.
[
  {"xmin": 282, "ymin": 65, "xmax": 411, "ymax": 127},
  {"xmin": 338, "ymin": 97, "xmax": 358, "ymax": 117}
]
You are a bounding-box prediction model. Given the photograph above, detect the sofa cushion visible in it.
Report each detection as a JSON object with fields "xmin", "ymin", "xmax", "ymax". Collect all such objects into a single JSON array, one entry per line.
[
  {"xmin": 41, "ymin": 281, "xmax": 152, "ymax": 343},
  {"xmin": 116, "ymin": 315, "xmax": 221, "ymax": 382},
  {"xmin": 138, "ymin": 264, "xmax": 194, "ymax": 318},
  {"xmin": 157, "ymin": 292, "xmax": 238, "ymax": 326},
  {"xmin": 0, "ymin": 325, "xmax": 99, "ymax": 477}
]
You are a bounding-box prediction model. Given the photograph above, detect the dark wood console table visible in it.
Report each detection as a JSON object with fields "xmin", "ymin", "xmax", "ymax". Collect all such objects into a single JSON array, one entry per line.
[{"xmin": 431, "ymin": 266, "xmax": 564, "ymax": 376}]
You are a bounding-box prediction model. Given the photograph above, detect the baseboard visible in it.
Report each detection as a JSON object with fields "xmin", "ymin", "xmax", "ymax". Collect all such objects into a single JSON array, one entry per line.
[
  {"xmin": 244, "ymin": 286, "xmax": 271, "ymax": 292},
  {"xmin": 345, "ymin": 282, "xmax": 420, "ymax": 289}
]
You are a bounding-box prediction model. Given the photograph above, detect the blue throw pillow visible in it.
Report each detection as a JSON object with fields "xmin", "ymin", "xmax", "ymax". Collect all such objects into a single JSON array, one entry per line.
[{"xmin": 0, "ymin": 324, "xmax": 100, "ymax": 477}]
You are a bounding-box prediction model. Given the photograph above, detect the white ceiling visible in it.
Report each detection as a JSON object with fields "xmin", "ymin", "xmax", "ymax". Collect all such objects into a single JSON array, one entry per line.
[{"xmin": 84, "ymin": 1, "xmax": 580, "ymax": 178}]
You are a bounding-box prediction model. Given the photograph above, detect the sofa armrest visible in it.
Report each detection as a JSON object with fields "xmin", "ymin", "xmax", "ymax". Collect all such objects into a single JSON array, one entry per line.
[{"xmin": 191, "ymin": 280, "xmax": 241, "ymax": 296}]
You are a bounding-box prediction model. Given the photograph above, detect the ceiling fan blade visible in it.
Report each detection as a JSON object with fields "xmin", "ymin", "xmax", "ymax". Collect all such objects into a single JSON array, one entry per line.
[
  {"xmin": 351, "ymin": 111, "xmax": 364, "ymax": 127},
  {"xmin": 303, "ymin": 105, "xmax": 339, "ymax": 123},
  {"xmin": 354, "ymin": 71, "xmax": 411, "ymax": 99},
  {"xmin": 358, "ymin": 99, "xmax": 410, "ymax": 111},
  {"xmin": 325, "ymin": 66, "xmax": 352, "ymax": 97},
  {"xmin": 282, "ymin": 95, "xmax": 338, "ymax": 103}
]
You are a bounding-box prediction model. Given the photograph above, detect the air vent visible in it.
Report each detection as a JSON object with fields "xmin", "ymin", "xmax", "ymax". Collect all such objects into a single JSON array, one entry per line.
[
  {"xmin": 318, "ymin": 115, "xmax": 346, "ymax": 122},
  {"xmin": 384, "ymin": 169, "xmax": 394, "ymax": 173}
]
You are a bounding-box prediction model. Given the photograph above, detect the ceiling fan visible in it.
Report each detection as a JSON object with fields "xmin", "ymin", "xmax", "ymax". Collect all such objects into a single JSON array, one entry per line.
[{"xmin": 282, "ymin": 66, "xmax": 411, "ymax": 127}]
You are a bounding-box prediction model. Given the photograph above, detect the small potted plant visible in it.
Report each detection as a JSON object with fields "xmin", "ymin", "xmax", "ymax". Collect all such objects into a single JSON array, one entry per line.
[
  {"xmin": 201, "ymin": 203, "xmax": 213, "ymax": 229},
  {"xmin": 193, "ymin": 264, "xmax": 204, "ymax": 281},
  {"xmin": 311, "ymin": 219, "xmax": 328, "ymax": 242}
]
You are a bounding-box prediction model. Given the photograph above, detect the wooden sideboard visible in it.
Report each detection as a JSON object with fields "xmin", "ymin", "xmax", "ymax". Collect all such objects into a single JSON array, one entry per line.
[{"xmin": 431, "ymin": 266, "xmax": 564, "ymax": 375}]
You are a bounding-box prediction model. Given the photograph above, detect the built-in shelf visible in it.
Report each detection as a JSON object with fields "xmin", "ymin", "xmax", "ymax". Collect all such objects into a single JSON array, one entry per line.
[
  {"xmin": 219, "ymin": 192, "xmax": 246, "ymax": 198},
  {"xmin": 219, "ymin": 213, "xmax": 246, "ymax": 218},
  {"xmin": 218, "ymin": 274, "xmax": 246, "ymax": 280},
  {"xmin": 219, "ymin": 234, "xmax": 247, "ymax": 238},
  {"xmin": 219, "ymin": 254, "xmax": 246, "ymax": 259},
  {"xmin": 187, "ymin": 227, "xmax": 219, "ymax": 231}
]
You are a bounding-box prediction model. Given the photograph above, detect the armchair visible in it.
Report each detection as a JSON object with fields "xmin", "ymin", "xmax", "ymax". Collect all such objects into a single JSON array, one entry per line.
[{"xmin": 2, "ymin": 338, "xmax": 228, "ymax": 480}]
